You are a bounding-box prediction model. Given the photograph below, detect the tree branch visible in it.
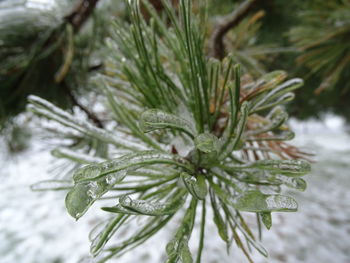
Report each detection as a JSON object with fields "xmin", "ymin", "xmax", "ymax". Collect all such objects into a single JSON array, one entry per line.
[
  {"xmin": 210, "ymin": 0, "xmax": 260, "ymax": 60},
  {"xmin": 63, "ymin": 0, "xmax": 104, "ymax": 128},
  {"xmin": 62, "ymin": 81, "xmax": 104, "ymax": 128},
  {"xmin": 65, "ymin": 0, "xmax": 101, "ymax": 32}
]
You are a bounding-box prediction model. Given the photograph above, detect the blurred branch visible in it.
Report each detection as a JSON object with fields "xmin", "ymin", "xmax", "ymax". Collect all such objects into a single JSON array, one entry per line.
[
  {"xmin": 1, "ymin": 0, "xmax": 104, "ymax": 129},
  {"xmin": 141, "ymin": 0, "xmax": 179, "ymax": 21},
  {"xmin": 210, "ymin": 0, "xmax": 260, "ymax": 60},
  {"xmin": 65, "ymin": 0, "xmax": 101, "ymax": 33},
  {"xmin": 64, "ymin": 0, "xmax": 104, "ymax": 128}
]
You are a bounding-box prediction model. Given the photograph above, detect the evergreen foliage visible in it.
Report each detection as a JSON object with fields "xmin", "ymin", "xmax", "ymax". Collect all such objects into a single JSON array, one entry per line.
[
  {"xmin": 208, "ymin": 0, "xmax": 350, "ymax": 120},
  {"xmin": 219, "ymin": 10, "xmax": 275, "ymax": 78},
  {"xmin": 0, "ymin": 0, "xmax": 116, "ymax": 129},
  {"xmin": 288, "ymin": 0, "xmax": 350, "ymax": 119},
  {"xmin": 28, "ymin": 1, "xmax": 311, "ymax": 262},
  {"xmin": 2, "ymin": 0, "xmax": 350, "ymax": 134}
]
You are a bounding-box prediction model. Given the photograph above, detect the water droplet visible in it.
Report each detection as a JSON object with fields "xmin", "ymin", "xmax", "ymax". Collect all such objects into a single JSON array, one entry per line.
[
  {"xmin": 181, "ymin": 173, "xmax": 207, "ymax": 200},
  {"xmin": 120, "ymin": 195, "xmax": 132, "ymax": 206}
]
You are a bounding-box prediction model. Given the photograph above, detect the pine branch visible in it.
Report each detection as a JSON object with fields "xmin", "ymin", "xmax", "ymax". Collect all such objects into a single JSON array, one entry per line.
[
  {"xmin": 210, "ymin": 0, "xmax": 260, "ymax": 60},
  {"xmin": 28, "ymin": 2, "xmax": 312, "ymax": 262}
]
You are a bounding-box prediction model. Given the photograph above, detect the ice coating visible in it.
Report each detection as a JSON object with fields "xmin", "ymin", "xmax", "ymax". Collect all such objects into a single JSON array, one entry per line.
[
  {"xmin": 180, "ymin": 239, "xmax": 193, "ymax": 263},
  {"xmin": 257, "ymin": 70, "xmax": 288, "ymax": 91},
  {"xmin": 261, "ymin": 212, "xmax": 272, "ymax": 230},
  {"xmin": 28, "ymin": 95, "xmax": 147, "ymax": 151},
  {"xmin": 90, "ymin": 214, "xmax": 126, "ymax": 256},
  {"xmin": 73, "ymin": 150, "xmax": 193, "ymax": 182},
  {"xmin": 73, "ymin": 164, "xmax": 101, "ymax": 182},
  {"xmin": 233, "ymin": 190, "xmax": 298, "ymax": 212},
  {"xmin": 30, "ymin": 180, "xmax": 73, "ymax": 191},
  {"xmin": 265, "ymin": 195, "xmax": 298, "ymax": 211},
  {"xmin": 225, "ymin": 159, "xmax": 311, "ymax": 177},
  {"xmin": 247, "ymin": 107, "xmax": 288, "ymax": 136},
  {"xmin": 219, "ymin": 101, "xmax": 249, "ymax": 161},
  {"xmin": 105, "ymin": 170, "xmax": 127, "ymax": 185},
  {"xmin": 181, "ymin": 173, "xmax": 207, "ymax": 200},
  {"xmin": 252, "ymin": 78, "xmax": 303, "ymax": 110},
  {"xmin": 51, "ymin": 147, "xmax": 106, "ymax": 164},
  {"xmin": 166, "ymin": 237, "xmax": 193, "ymax": 263},
  {"xmin": 101, "ymin": 204, "xmax": 139, "ymax": 215},
  {"xmin": 65, "ymin": 182, "xmax": 93, "ymax": 220},
  {"xmin": 245, "ymin": 70, "xmax": 288, "ymax": 104},
  {"xmin": 140, "ymin": 108, "xmax": 195, "ymax": 137},
  {"xmin": 276, "ymin": 175, "xmax": 307, "ymax": 191},
  {"xmin": 210, "ymin": 190, "xmax": 229, "ymax": 243},
  {"xmin": 254, "ymin": 159, "xmax": 311, "ymax": 176},
  {"xmin": 194, "ymin": 133, "xmax": 219, "ymax": 153},
  {"xmin": 88, "ymin": 220, "xmax": 108, "ymax": 242},
  {"xmin": 87, "ymin": 181, "xmax": 99, "ymax": 198},
  {"xmin": 65, "ymin": 169, "xmax": 127, "ymax": 219},
  {"xmin": 270, "ymin": 110, "xmax": 288, "ymax": 128},
  {"xmin": 166, "ymin": 239, "xmax": 179, "ymax": 257},
  {"xmin": 234, "ymin": 170, "xmax": 307, "ymax": 192},
  {"xmin": 247, "ymin": 130, "xmax": 295, "ymax": 141},
  {"xmin": 118, "ymin": 192, "xmax": 185, "ymax": 216},
  {"xmin": 165, "ymin": 199, "xmax": 196, "ymax": 262}
]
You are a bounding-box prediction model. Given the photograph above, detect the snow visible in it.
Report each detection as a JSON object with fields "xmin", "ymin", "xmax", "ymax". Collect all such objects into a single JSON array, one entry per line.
[{"xmin": 1, "ymin": 114, "xmax": 350, "ymax": 263}]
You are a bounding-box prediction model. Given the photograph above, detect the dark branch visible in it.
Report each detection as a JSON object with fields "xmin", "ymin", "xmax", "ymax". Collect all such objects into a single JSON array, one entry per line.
[
  {"xmin": 210, "ymin": 0, "xmax": 260, "ymax": 60},
  {"xmin": 62, "ymin": 0, "xmax": 103, "ymax": 128},
  {"xmin": 62, "ymin": 81, "xmax": 104, "ymax": 128},
  {"xmin": 65, "ymin": 0, "xmax": 101, "ymax": 32}
]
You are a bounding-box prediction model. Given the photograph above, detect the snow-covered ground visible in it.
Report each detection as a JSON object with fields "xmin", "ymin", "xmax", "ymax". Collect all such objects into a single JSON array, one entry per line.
[{"xmin": 1, "ymin": 115, "xmax": 350, "ymax": 263}]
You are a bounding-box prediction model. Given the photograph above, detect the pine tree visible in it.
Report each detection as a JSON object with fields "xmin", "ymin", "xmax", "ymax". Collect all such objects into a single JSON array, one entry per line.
[{"xmin": 28, "ymin": 1, "xmax": 311, "ymax": 262}]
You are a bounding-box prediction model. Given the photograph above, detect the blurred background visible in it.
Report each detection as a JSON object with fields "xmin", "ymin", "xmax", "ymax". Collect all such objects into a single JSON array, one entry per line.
[{"xmin": 0, "ymin": 0, "xmax": 349, "ymax": 262}]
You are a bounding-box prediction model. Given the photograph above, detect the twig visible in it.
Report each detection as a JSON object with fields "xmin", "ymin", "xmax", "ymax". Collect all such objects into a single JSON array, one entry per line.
[
  {"xmin": 63, "ymin": 0, "xmax": 104, "ymax": 128},
  {"xmin": 62, "ymin": 81, "xmax": 104, "ymax": 128},
  {"xmin": 65, "ymin": 0, "xmax": 101, "ymax": 32},
  {"xmin": 210, "ymin": 0, "xmax": 260, "ymax": 60}
]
